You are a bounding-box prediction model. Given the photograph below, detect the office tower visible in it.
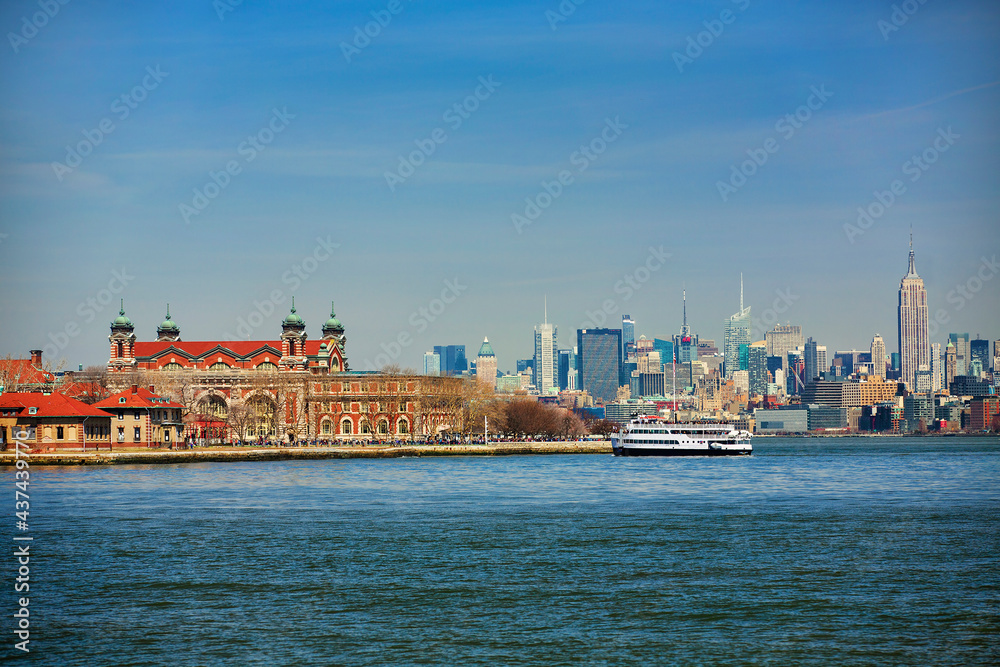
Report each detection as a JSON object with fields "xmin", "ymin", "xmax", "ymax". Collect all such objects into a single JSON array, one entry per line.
[
  {"xmin": 748, "ymin": 341, "xmax": 769, "ymax": 396},
  {"xmin": 944, "ymin": 342, "xmax": 957, "ymax": 390},
  {"xmin": 765, "ymin": 324, "xmax": 804, "ymax": 360},
  {"xmin": 871, "ymin": 334, "xmax": 886, "ymax": 378},
  {"xmin": 577, "ymin": 328, "xmax": 622, "ymax": 404},
  {"xmin": 915, "ymin": 365, "xmax": 932, "ymax": 393},
  {"xmin": 723, "ymin": 275, "xmax": 752, "ymax": 378},
  {"xmin": 558, "ymin": 349, "xmax": 577, "ymax": 391},
  {"xmin": 516, "ymin": 359, "xmax": 533, "ymax": 374},
  {"xmin": 653, "ymin": 339, "xmax": 673, "ymax": 370},
  {"xmin": 738, "ymin": 343, "xmax": 750, "ymax": 371},
  {"xmin": 423, "ymin": 351, "xmax": 440, "ymax": 376},
  {"xmin": 931, "ymin": 342, "xmax": 942, "ymax": 392},
  {"xmin": 786, "ymin": 349, "xmax": 805, "ymax": 395},
  {"xmin": 476, "ymin": 337, "xmax": 497, "ymax": 387},
  {"xmin": 433, "ymin": 345, "xmax": 467, "ymax": 376},
  {"xmin": 804, "ymin": 337, "xmax": 827, "ymax": 384},
  {"xmin": 898, "ymin": 235, "xmax": 930, "ymax": 390},
  {"xmin": 970, "ymin": 337, "xmax": 989, "ymax": 377},
  {"xmin": 994, "ymin": 340, "xmax": 1000, "ymax": 373},
  {"xmin": 948, "ymin": 333, "xmax": 970, "ymax": 376},
  {"xmin": 621, "ymin": 315, "xmax": 635, "ymax": 359},
  {"xmin": 533, "ymin": 302, "xmax": 558, "ymax": 394}
]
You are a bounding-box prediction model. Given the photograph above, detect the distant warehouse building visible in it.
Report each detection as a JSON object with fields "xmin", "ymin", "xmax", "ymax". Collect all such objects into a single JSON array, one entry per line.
[
  {"xmin": 754, "ymin": 407, "xmax": 808, "ymax": 433},
  {"xmin": 754, "ymin": 404, "xmax": 848, "ymax": 433}
]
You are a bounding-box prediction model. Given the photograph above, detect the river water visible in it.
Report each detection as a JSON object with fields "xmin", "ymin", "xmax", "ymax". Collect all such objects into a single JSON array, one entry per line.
[{"xmin": 6, "ymin": 437, "xmax": 999, "ymax": 665}]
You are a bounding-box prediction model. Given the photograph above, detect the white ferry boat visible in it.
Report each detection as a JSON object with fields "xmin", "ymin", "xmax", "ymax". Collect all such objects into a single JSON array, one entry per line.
[{"xmin": 611, "ymin": 417, "xmax": 752, "ymax": 457}]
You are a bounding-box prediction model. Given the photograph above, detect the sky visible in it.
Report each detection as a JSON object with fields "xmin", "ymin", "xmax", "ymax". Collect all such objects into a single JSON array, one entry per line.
[{"xmin": 1, "ymin": 0, "xmax": 998, "ymax": 372}]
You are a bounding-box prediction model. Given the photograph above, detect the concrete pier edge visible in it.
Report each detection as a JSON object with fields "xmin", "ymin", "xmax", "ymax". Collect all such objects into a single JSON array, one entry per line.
[{"xmin": 0, "ymin": 441, "xmax": 612, "ymax": 466}]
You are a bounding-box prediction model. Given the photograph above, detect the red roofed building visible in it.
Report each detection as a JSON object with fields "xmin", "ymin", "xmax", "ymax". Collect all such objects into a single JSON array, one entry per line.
[
  {"xmin": 97, "ymin": 300, "xmax": 465, "ymax": 444},
  {"xmin": 108, "ymin": 300, "xmax": 347, "ymax": 374},
  {"xmin": 0, "ymin": 392, "xmax": 111, "ymax": 451},
  {"xmin": 0, "ymin": 350, "xmax": 56, "ymax": 393},
  {"xmin": 93, "ymin": 385, "xmax": 185, "ymax": 448}
]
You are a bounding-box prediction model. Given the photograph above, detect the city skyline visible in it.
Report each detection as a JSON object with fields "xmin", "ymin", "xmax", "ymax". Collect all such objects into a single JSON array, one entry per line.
[{"xmin": 0, "ymin": 1, "xmax": 998, "ymax": 373}]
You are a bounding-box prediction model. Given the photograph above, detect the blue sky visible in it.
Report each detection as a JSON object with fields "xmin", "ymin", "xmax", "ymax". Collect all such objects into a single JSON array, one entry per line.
[{"xmin": 1, "ymin": 0, "xmax": 998, "ymax": 371}]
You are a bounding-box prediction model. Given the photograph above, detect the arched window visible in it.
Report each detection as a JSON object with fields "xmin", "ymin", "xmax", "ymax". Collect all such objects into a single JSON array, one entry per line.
[
  {"xmin": 256, "ymin": 362, "xmax": 277, "ymax": 371},
  {"xmin": 116, "ymin": 341, "xmax": 123, "ymax": 357},
  {"xmin": 341, "ymin": 419, "xmax": 353, "ymax": 435},
  {"xmin": 397, "ymin": 418, "xmax": 409, "ymax": 435},
  {"xmin": 330, "ymin": 359, "xmax": 340, "ymax": 371},
  {"xmin": 321, "ymin": 420, "xmax": 332, "ymax": 435},
  {"xmin": 209, "ymin": 362, "xmax": 231, "ymax": 370},
  {"xmin": 162, "ymin": 362, "xmax": 183, "ymax": 370},
  {"xmin": 377, "ymin": 419, "xmax": 389, "ymax": 435},
  {"xmin": 361, "ymin": 420, "xmax": 372, "ymax": 434},
  {"xmin": 197, "ymin": 395, "xmax": 228, "ymax": 420}
]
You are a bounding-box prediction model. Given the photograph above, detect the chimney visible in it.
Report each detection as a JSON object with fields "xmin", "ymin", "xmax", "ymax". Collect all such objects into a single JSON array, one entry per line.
[
  {"xmin": 148, "ymin": 385, "xmax": 155, "ymax": 394},
  {"xmin": 131, "ymin": 384, "xmax": 139, "ymax": 394},
  {"xmin": 30, "ymin": 349, "xmax": 42, "ymax": 365}
]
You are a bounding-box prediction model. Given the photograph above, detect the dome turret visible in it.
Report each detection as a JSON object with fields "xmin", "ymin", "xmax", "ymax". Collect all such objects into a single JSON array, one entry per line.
[
  {"xmin": 111, "ymin": 300, "xmax": 134, "ymax": 330},
  {"xmin": 282, "ymin": 297, "xmax": 305, "ymax": 330},
  {"xmin": 156, "ymin": 304, "xmax": 180, "ymax": 341},
  {"xmin": 322, "ymin": 301, "xmax": 344, "ymax": 338}
]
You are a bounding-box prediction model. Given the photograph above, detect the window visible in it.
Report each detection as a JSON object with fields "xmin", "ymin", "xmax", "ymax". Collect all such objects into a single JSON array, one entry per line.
[
  {"xmin": 377, "ymin": 420, "xmax": 389, "ymax": 435},
  {"xmin": 162, "ymin": 363, "xmax": 183, "ymax": 370},
  {"xmin": 56, "ymin": 426, "xmax": 64, "ymax": 439},
  {"xmin": 28, "ymin": 407, "xmax": 37, "ymax": 415},
  {"xmin": 134, "ymin": 427, "xmax": 141, "ymax": 441},
  {"xmin": 341, "ymin": 420, "xmax": 353, "ymax": 435},
  {"xmin": 321, "ymin": 420, "xmax": 332, "ymax": 435},
  {"xmin": 118, "ymin": 411, "xmax": 124, "ymax": 421},
  {"xmin": 119, "ymin": 397, "xmax": 126, "ymax": 404},
  {"xmin": 134, "ymin": 411, "xmax": 141, "ymax": 420},
  {"xmin": 117, "ymin": 427, "xmax": 124, "ymax": 442},
  {"xmin": 398, "ymin": 419, "xmax": 409, "ymax": 435},
  {"xmin": 256, "ymin": 362, "xmax": 277, "ymax": 371},
  {"xmin": 209, "ymin": 362, "xmax": 231, "ymax": 370}
]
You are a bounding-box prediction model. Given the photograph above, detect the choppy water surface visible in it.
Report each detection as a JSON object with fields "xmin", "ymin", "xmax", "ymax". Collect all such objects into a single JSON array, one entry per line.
[{"xmin": 7, "ymin": 437, "xmax": 999, "ymax": 665}]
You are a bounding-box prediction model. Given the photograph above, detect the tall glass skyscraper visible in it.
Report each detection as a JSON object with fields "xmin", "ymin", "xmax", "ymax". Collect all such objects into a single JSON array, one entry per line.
[
  {"xmin": 433, "ymin": 345, "xmax": 467, "ymax": 376},
  {"xmin": 723, "ymin": 276, "xmax": 751, "ymax": 379},
  {"xmin": 898, "ymin": 237, "xmax": 929, "ymax": 390},
  {"xmin": 804, "ymin": 337, "xmax": 827, "ymax": 384},
  {"xmin": 577, "ymin": 328, "xmax": 622, "ymax": 404},
  {"xmin": 621, "ymin": 315, "xmax": 635, "ymax": 359}
]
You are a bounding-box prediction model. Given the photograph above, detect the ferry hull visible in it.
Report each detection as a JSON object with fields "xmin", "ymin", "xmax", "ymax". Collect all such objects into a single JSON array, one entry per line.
[{"xmin": 612, "ymin": 446, "xmax": 751, "ymax": 457}]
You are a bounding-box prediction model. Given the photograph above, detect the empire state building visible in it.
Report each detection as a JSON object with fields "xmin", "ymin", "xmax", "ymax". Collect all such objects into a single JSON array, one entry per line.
[{"xmin": 898, "ymin": 236, "xmax": 930, "ymax": 390}]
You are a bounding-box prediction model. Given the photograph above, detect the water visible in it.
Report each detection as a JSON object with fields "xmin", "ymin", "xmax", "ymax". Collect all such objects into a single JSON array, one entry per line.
[{"xmin": 6, "ymin": 437, "xmax": 999, "ymax": 665}]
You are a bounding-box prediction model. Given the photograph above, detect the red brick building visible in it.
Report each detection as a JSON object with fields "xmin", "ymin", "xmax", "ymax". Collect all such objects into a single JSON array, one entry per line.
[
  {"xmin": 102, "ymin": 301, "xmax": 463, "ymax": 442},
  {"xmin": 969, "ymin": 397, "xmax": 999, "ymax": 432}
]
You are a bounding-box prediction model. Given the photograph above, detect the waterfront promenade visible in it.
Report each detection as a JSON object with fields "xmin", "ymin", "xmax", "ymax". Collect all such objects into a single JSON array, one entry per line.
[{"xmin": 0, "ymin": 441, "xmax": 612, "ymax": 466}]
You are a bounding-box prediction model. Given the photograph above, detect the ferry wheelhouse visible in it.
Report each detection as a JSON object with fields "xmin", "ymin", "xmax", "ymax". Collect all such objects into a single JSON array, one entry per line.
[{"xmin": 611, "ymin": 417, "xmax": 752, "ymax": 457}]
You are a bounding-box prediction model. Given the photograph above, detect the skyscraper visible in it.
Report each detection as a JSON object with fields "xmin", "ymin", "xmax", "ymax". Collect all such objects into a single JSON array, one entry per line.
[
  {"xmin": 948, "ymin": 333, "xmax": 970, "ymax": 376},
  {"xmin": 944, "ymin": 342, "xmax": 957, "ymax": 390},
  {"xmin": 533, "ymin": 301, "xmax": 557, "ymax": 394},
  {"xmin": 765, "ymin": 324, "xmax": 804, "ymax": 360},
  {"xmin": 723, "ymin": 275, "xmax": 751, "ymax": 379},
  {"xmin": 577, "ymin": 328, "xmax": 622, "ymax": 404},
  {"xmin": 970, "ymin": 337, "xmax": 989, "ymax": 376},
  {"xmin": 621, "ymin": 315, "xmax": 635, "ymax": 360},
  {"xmin": 898, "ymin": 236, "xmax": 930, "ymax": 390},
  {"xmin": 433, "ymin": 345, "xmax": 467, "ymax": 376},
  {"xmin": 748, "ymin": 341, "xmax": 769, "ymax": 396},
  {"xmin": 804, "ymin": 337, "xmax": 827, "ymax": 384},
  {"xmin": 476, "ymin": 337, "xmax": 497, "ymax": 387},
  {"xmin": 931, "ymin": 342, "xmax": 942, "ymax": 392},
  {"xmin": 423, "ymin": 351, "xmax": 440, "ymax": 376},
  {"xmin": 870, "ymin": 334, "xmax": 886, "ymax": 378}
]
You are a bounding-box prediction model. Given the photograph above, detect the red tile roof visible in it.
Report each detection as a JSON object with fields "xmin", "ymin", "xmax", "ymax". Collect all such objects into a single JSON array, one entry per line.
[
  {"xmin": 133, "ymin": 340, "xmax": 339, "ymax": 359},
  {"xmin": 0, "ymin": 359, "xmax": 55, "ymax": 386},
  {"xmin": 0, "ymin": 392, "xmax": 111, "ymax": 418},
  {"xmin": 93, "ymin": 386, "xmax": 184, "ymax": 410}
]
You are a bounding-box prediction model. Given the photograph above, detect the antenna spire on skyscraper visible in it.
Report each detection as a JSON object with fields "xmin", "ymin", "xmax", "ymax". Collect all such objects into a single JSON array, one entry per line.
[
  {"xmin": 740, "ymin": 273, "xmax": 744, "ymax": 313},
  {"xmin": 544, "ymin": 295, "xmax": 548, "ymax": 325}
]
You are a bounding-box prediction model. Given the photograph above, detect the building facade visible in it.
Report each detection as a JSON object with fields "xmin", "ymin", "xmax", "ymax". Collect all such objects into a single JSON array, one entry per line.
[
  {"xmin": 898, "ymin": 239, "xmax": 930, "ymax": 390},
  {"xmin": 577, "ymin": 328, "xmax": 622, "ymax": 404}
]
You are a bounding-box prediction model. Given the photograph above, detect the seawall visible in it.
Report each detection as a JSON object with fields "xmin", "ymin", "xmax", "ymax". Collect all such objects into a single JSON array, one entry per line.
[{"xmin": 0, "ymin": 441, "xmax": 612, "ymax": 466}]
